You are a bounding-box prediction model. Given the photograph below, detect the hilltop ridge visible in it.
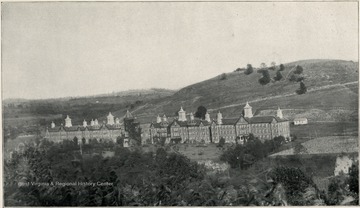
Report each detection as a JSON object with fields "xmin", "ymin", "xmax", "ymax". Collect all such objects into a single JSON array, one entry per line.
[{"xmin": 124, "ymin": 59, "xmax": 358, "ymax": 124}]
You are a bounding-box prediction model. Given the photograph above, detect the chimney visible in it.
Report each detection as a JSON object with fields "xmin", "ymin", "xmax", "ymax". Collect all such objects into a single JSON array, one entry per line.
[
  {"xmin": 156, "ymin": 115, "xmax": 161, "ymax": 123},
  {"xmin": 205, "ymin": 112, "xmax": 211, "ymax": 122}
]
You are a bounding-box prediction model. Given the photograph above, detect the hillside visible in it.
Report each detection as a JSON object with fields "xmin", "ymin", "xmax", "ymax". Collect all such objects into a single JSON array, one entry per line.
[
  {"xmin": 4, "ymin": 59, "xmax": 358, "ymax": 135},
  {"xmin": 125, "ymin": 59, "xmax": 358, "ymax": 124},
  {"xmin": 3, "ymin": 88, "xmax": 175, "ymax": 127}
]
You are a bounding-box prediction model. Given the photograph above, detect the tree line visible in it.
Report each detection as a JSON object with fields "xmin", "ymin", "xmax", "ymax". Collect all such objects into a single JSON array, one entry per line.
[{"xmin": 4, "ymin": 138, "xmax": 358, "ymax": 206}]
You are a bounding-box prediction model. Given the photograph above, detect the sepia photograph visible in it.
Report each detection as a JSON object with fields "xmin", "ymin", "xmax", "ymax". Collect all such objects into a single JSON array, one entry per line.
[{"xmin": 2, "ymin": 1, "xmax": 359, "ymax": 206}]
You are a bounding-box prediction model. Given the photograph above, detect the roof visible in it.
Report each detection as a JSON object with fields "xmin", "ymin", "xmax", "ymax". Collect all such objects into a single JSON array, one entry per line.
[
  {"xmin": 248, "ymin": 116, "xmax": 288, "ymax": 123},
  {"xmin": 150, "ymin": 122, "xmax": 169, "ymax": 128},
  {"xmin": 167, "ymin": 118, "xmax": 211, "ymax": 128},
  {"xmin": 48, "ymin": 126, "xmax": 62, "ymax": 132},
  {"xmin": 244, "ymin": 102, "xmax": 252, "ymax": 109},
  {"xmin": 172, "ymin": 120, "xmax": 188, "ymax": 127},
  {"xmin": 248, "ymin": 116, "xmax": 277, "ymax": 123},
  {"xmin": 64, "ymin": 126, "xmax": 81, "ymax": 131},
  {"xmin": 221, "ymin": 118, "xmax": 239, "ymax": 125},
  {"xmin": 294, "ymin": 118, "xmax": 308, "ymax": 121},
  {"xmin": 187, "ymin": 119, "xmax": 210, "ymax": 127},
  {"xmin": 48, "ymin": 124, "xmax": 122, "ymax": 132},
  {"xmin": 208, "ymin": 115, "xmax": 288, "ymax": 126},
  {"xmin": 105, "ymin": 124, "xmax": 122, "ymax": 130}
]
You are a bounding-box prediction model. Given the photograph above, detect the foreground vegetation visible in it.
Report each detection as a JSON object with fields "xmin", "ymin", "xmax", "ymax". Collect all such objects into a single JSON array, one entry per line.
[{"xmin": 4, "ymin": 138, "xmax": 358, "ymax": 206}]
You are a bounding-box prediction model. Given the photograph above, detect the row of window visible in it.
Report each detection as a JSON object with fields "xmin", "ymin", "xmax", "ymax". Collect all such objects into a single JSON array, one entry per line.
[{"xmin": 50, "ymin": 131, "xmax": 121, "ymax": 137}]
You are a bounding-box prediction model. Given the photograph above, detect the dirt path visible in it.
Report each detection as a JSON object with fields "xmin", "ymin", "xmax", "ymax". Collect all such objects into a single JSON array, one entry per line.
[{"xmin": 208, "ymin": 81, "xmax": 358, "ymax": 112}]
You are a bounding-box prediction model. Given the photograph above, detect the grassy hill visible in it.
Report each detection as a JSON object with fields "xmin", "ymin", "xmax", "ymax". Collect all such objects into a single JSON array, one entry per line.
[
  {"xmin": 4, "ymin": 59, "xmax": 358, "ymax": 138},
  {"xmin": 123, "ymin": 59, "xmax": 358, "ymax": 124},
  {"xmin": 3, "ymin": 88, "xmax": 175, "ymax": 127}
]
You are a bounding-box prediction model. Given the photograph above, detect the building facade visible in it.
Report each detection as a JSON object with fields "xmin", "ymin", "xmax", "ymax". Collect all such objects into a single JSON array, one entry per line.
[
  {"xmin": 45, "ymin": 111, "xmax": 136, "ymax": 144},
  {"xmin": 294, "ymin": 118, "xmax": 308, "ymax": 125},
  {"xmin": 149, "ymin": 103, "xmax": 290, "ymax": 144}
]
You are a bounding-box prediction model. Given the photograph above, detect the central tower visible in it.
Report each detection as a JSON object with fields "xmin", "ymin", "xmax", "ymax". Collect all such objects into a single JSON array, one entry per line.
[{"xmin": 178, "ymin": 107, "xmax": 187, "ymax": 121}]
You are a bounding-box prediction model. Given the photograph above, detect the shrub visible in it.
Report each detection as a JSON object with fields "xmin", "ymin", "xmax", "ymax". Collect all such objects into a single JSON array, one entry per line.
[
  {"xmin": 296, "ymin": 81, "xmax": 307, "ymax": 95},
  {"xmin": 279, "ymin": 64, "xmax": 285, "ymax": 71},
  {"xmin": 274, "ymin": 71, "xmax": 283, "ymax": 81},
  {"xmin": 235, "ymin": 68, "xmax": 245, "ymax": 72},
  {"xmin": 220, "ymin": 73, "xmax": 227, "ymax": 80},
  {"xmin": 271, "ymin": 167, "xmax": 315, "ymax": 205},
  {"xmin": 244, "ymin": 64, "xmax": 254, "ymax": 75},
  {"xmin": 258, "ymin": 69, "xmax": 271, "ymax": 85},
  {"xmin": 348, "ymin": 163, "xmax": 359, "ymax": 194},
  {"xmin": 218, "ymin": 137, "xmax": 225, "ymax": 147},
  {"xmin": 294, "ymin": 65, "xmax": 304, "ymax": 74}
]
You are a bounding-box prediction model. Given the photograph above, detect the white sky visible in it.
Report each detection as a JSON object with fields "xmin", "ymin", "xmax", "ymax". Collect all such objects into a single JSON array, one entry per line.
[{"xmin": 2, "ymin": 2, "xmax": 358, "ymax": 99}]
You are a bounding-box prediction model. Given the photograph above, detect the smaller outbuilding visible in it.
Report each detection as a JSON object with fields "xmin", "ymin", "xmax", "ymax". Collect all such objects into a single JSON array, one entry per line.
[{"xmin": 293, "ymin": 118, "xmax": 308, "ymax": 125}]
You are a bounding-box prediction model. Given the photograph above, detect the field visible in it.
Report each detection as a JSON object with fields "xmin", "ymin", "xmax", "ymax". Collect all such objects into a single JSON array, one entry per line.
[
  {"xmin": 290, "ymin": 121, "xmax": 358, "ymax": 138},
  {"xmin": 142, "ymin": 143, "xmax": 227, "ymax": 162},
  {"xmin": 270, "ymin": 136, "xmax": 358, "ymax": 156},
  {"xmin": 175, "ymin": 143, "xmax": 227, "ymax": 162}
]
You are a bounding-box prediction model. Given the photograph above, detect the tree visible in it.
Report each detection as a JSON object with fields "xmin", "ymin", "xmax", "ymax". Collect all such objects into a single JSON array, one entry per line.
[
  {"xmin": 116, "ymin": 136, "xmax": 124, "ymax": 145},
  {"xmin": 220, "ymin": 144, "xmax": 245, "ymax": 168},
  {"xmin": 348, "ymin": 163, "xmax": 359, "ymax": 194},
  {"xmin": 244, "ymin": 64, "xmax": 254, "ymax": 75},
  {"xmin": 296, "ymin": 81, "xmax": 307, "ymax": 94},
  {"xmin": 220, "ymin": 73, "xmax": 227, "ymax": 80},
  {"xmin": 274, "ymin": 71, "xmax": 283, "ymax": 81},
  {"xmin": 73, "ymin": 137, "xmax": 78, "ymax": 145},
  {"xmin": 327, "ymin": 176, "xmax": 347, "ymax": 205},
  {"xmin": 270, "ymin": 62, "xmax": 276, "ymax": 70},
  {"xmin": 260, "ymin": 63, "xmax": 267, "ymax": 69},
  {"xmin": 294, "ymin": 65, "xmax": 304, "ymax": 74},
  {"xmin": 273, "ymin": 136, "xmax": 286, "ymax": 147},
  {"xmin": 270, "ymin": 167, "xmax": 316, "ymax": 205},
  {"xmin": 194, "ymin": 106, "xmax": 207, "ymax": 120},
  {"xmin": 259, "ymin": 69, "xmax": 271, "ymax": 85},
  {"xmin": 218, "ymin": 137, "xmax": 225, "ymax": 147},
  {"xmin": 279, "ymin": 64, "xmax": 285, "ymax": 71},
  {"xmin": 294, "ymin": 143, "xmax": 307, "ymax": 154},
  {"xmin": 235, "ymin": 68, "xmax": 245, "ymax": 72}
]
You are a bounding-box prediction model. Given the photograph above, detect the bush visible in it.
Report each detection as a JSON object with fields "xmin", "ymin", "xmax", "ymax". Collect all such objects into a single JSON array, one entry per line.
[
  {"xmin": 271, "ymin": 167, "xmax": 316, "ymax": 205},
  {"xmin": 294, "ymin": 65, "xmax": 304, "ymax": 74},
  {"xmin": 348, "ymin": 163, "xmax": 359, "ymax": 194},
  {"xmin": 218, "ymin": 137, "xmax": 225, "ymax": 147},
  {"xmin": 296, "ymin": 81, "xmax": 307, "ymax": 95},
  {"xmin": 274, "ymin": 71, "xmax": 283, "ymax": 81},
  {"xmin": 220, "ymin": 73, "xmax": 227, "ymax": 80},
  {"xmin": 235, "ymin": 68, "xmax": 245, "ymax": 72},
  {"xmin": 279, "ymin": 64, "xmax": 285, "ymax": 71},
  {"xmin": 258, "ymin": 69, "xmax": 271, "ymax": 85},
  {"xmin": 244, "ymin": 64, "xmax": 254, "ymax": 75}
]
